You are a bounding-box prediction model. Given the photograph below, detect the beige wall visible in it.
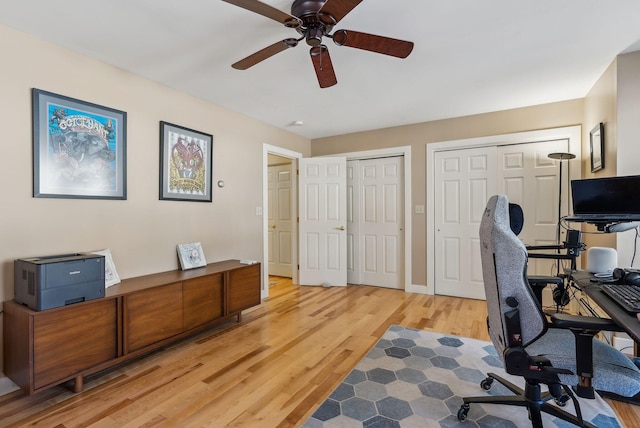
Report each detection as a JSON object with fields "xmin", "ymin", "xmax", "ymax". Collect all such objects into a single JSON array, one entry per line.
[
  {"xmin": 580, "ymin": 51, "xmax": 640, "ymax": 268},
  {"xmin": 615, "ymin": 51, "xmax": 640, "ymax": 267},
  {"xmin": 0, "ymin": 24, "xmax": 310, "ymax": 373},
  {"xmin": 581, "ymin": 59, "xmax": 618, "ymax": 256},
  {"xmin": 311, "ymin": 100, "xmax": 584, "ymax": 287}
]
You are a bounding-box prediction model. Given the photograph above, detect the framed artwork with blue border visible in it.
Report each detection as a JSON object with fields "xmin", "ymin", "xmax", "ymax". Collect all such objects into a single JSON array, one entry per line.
[
  {"xmin": 159, "ymin": 121, "xmax": 213, "ymax": 202},
  {"xmin": 32, "ymin": 88, "xmax": 127, "ymax": 199}
]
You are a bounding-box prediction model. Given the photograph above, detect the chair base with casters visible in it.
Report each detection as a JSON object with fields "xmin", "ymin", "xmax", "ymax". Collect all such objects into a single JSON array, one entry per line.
[
  {"xmin": 457, "ymin": 312, "xmax": 635, "ymax": 428},
  {"xmin": 457, "ymin": 373, "xmax": 595, "ymax": 428}
]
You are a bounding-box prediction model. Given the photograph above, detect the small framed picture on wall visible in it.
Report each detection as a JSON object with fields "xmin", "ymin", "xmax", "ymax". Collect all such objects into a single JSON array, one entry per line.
[
  {"xmin": 159, "ymin": 121, "xmax": 213, "ymax": 202},
  {"xmin": 590, "ymin": 122, "xmax": 604, "ymax": 173}
]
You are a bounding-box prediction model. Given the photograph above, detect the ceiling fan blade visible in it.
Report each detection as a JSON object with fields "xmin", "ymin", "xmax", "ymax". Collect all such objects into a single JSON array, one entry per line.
[
  {"xmin": 222, "ymin": 0, "xmax": 301, "ymax": 28},
  {"xmin": 310, "ymin": 46, "xmax": 337, "ymax": 88},
  {"xmin": 232, "ymin": 39, "xmax": 298, "ymax": 70},
  {"xmin": 332, "ymin": 29, "xmax": 414, "ymax": 58},
  {"xmin": 318, "ymin": 0, "xmax": 364, "ymax": 25}
]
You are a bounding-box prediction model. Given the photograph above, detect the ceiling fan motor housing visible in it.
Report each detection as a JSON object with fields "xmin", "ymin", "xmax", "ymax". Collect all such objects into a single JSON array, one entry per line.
[{"xmin": 291, "ymin": 0, "xmax": 335, "ymax": 46}]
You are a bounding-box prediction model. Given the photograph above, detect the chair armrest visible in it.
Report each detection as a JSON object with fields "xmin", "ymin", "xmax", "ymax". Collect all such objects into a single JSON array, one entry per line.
[
  {"xmin": 550, "ymin": 313, "xmax": 625, "ymax": 333},
  {"xmin": 550, "ymin": 313, "xmax": 626, "ymax": 398}
]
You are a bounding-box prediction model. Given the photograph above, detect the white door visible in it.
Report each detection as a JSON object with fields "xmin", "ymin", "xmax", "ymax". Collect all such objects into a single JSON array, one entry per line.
[
  {"xmin": 299, "ymin": 157, "xmax": 347, "ymax": 287},
  {"xmin": 346, "ymin": 160, "xmax": 361, "ymax": 284},
  {"xmin": 434, "ymin": 147, "xmax": 497, "ymax": 299},
  {"xmin": 268, "ymin": 164, "xmax": 293, "ymax": 277},
  {"xmin": 360, "ymin": 157, "xmax": 404, "ymax": 288},
  {"xmin": 498, "ymin": 140, "xmax": 571, "ymax": 298},
  {"xmin": 434, "ymin": 140, "xmax": 570, "ymax": 300}
]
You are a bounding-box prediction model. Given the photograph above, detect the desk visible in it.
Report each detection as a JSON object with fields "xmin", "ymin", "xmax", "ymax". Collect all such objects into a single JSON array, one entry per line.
[{"xmin": 570, "ymin": 270, "xmax": 640, "ymax": 344}]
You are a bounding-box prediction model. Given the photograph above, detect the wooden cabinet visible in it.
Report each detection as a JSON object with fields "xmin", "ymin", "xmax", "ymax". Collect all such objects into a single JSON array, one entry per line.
[
  {"xmin": 33, "ymin": 299, "xmax": 118, "ymax": 390},
  {"xmin": 124, "ymin": 282, "xmax": 183, "ymax": 352},
  {"xmin": 228, "ymin": 263, "xmax": 261, "ymax": 314},
  {"xmin": 183, "ymin": 273, "xmax": 224, "ymax": 331},
  {"xmin": 3, "ymin": 260, "xmax": 260, "ymax": 395}
]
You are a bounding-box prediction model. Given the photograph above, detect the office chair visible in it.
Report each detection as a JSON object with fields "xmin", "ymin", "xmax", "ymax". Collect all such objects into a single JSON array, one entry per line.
[{"xmin": 457, "ymin": 195, "xmax": 640, "ymax": 427}]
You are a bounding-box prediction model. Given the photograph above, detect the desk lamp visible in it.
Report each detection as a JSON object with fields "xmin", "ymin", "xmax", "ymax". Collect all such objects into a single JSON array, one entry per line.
[
  {"xmin": 548, "ymin": 152, "xmax": 576, "ymax": 245},
  {"xmin": 548, "ymin": 152, "xmax": 576, "ymax": 307}
]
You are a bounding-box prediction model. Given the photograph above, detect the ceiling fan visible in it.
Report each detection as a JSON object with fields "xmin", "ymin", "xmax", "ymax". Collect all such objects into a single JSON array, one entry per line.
[{"xmin": 221, "ymin": 0, "xmax": 414, "ymax": 88}]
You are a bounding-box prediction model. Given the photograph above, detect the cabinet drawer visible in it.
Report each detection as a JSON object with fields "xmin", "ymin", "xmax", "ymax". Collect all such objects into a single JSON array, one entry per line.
[
  {"xmin": 183, "ymin": 273, "xmax": 223, "ymax": 330},
  {"xmin": 124, "ymin": 282, "xmax": 183, "ymax": 352},
  {"xmin": 227, "ymin": 264, "xmax": 261, "ymax": 313},
  {"xmin": 33, "ymin": 299, "xmax": 118, "ymax": 390}
]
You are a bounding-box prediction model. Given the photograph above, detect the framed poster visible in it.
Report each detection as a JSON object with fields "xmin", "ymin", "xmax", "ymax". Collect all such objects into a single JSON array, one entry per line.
[
  {"xmin": 590, "ymin": 122, "xmax": 604, "ymax": 173},
  {"xmin": 32, "ymin": 89, "xmax": 127, "ymax": 199},
  {"xmin": 160, "ymin": 121, "xmax": 213, "ymax": 202}
]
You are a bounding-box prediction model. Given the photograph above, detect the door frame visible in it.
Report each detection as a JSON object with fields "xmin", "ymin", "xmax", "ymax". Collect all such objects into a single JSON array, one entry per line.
[
  {"xmin": 325, "ymin": 146, "xmax": 414, "ymax": 292},
  {"xmin": 262, "ymin": 144, "xmax": 302, "ymax": 299},
  {"xmin": 426, "ymin": 126, "xmax": 582, "ymax": 295}
]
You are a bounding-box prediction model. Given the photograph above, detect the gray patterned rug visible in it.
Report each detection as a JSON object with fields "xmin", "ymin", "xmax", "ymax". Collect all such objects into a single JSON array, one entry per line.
[{"xmin": 302, "ymin": 325, "xmax": 621, "ymax": 428}]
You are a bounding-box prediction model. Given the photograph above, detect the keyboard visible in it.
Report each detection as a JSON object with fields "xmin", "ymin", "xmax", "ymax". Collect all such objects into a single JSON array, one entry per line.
[{"xmin": 601, "ymin": 283, "xmax": 640, "ymax": 312}]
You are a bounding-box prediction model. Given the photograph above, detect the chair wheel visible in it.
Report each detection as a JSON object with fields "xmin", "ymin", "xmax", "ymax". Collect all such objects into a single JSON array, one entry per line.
[
  {"xmin": 554, "ymin": 395, "xmax": 569, "ymax": 407},
  {"xmin": 457, "ymin": 404, "xmax": 470, "ymax": 421},
  {"xmin": 480, "ymin": 377, "xmax": 494, "ymax": 391}
]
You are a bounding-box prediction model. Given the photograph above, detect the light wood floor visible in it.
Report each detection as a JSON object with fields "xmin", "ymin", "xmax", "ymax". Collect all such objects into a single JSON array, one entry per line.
[{"xmin": 1, "ymin": 277, "xmax": 639, "ymax": 427}]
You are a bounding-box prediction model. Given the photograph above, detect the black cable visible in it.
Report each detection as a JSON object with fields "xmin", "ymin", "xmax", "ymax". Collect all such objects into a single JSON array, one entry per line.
[{"xmin": 631, "ymin": 227, "xmax": 639, "ymax": 267}]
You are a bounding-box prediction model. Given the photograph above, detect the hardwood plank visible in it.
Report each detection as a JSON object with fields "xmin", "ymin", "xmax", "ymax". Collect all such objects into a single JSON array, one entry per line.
[{"xmin": 1, "ymin": 278, "xmax": 637, "ymax": 427}]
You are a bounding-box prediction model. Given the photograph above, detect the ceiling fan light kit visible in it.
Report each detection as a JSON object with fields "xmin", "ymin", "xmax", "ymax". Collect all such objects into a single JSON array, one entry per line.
[{"xmin": 222, "ymin": 0, "xmax": 414, "ymax": 88}]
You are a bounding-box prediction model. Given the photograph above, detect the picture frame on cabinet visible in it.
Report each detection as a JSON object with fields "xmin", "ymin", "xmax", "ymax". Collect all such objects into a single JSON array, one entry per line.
[
  {"xmin": 590, "ymin": 122, "xmax": 604, "ymax": 173},
  {"xmin": 92, "ymin": 249, "xmax": 121, "ymax": 287},
  {"xmin": 177, "ymin": 242, "xmax": 207, "ymax": 270},
  {"xmin": 32, "ymin": 88, "xmax": 127, "ymax": 199},
  {"xmin": 159, "ymin": 121, "xmax": 213, "ymax": 202}
]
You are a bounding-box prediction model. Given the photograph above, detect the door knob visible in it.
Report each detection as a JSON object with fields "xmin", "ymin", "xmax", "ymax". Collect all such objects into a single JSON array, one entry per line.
[
  {"xmin": 336, "ymin": 226, "xmax": 345, "ymax": 231},
  {"xmin": 270, "ymin": 224, "xmax": 276, "ymax": 229}
]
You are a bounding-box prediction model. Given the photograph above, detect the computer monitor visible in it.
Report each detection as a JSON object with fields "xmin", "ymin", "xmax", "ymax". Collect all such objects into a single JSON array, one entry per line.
[{"xmin": 568, "ymin": 175, "xmax": 640, "ymax": 222}]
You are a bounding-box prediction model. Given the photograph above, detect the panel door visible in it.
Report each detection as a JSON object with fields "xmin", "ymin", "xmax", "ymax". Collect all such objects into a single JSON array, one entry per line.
[
  {"xmin": 360, "ymin": 157, "xmax": 404, "ymax": 289},
  {"xmin": 298, "ymin": 157, "xmax": 347, "ymax": 286},
  {"xmin": 268, "ymin": 164, "xmax": 294, "ymax": 277},
  {"xmin": 434, "ymin": 146, "xmax": 497, "ymax": 299},
  {"xmin": 498, "ymin": 139, "xmax": 570, "ymax": 295},
  {"xmin": 228, "ymin": 263, "xmax": 261, "ymax": 313},
  {"xmin": 33, "ymin": 298, "xmax": 118, "ymax": 389},
  {"xmin": 346, "ymin": 160, "xmax": 361, "ymax": 284},
  {"xmin": 183, "ymin": 273, "xmax": 223, "ymax": 331},
  {"xmin": 124, "ymin": 282, "xmax": 183, "ymax": 352}
]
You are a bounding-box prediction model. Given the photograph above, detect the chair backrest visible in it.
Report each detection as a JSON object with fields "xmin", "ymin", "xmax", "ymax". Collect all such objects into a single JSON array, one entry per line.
[{"xmin": 480, "ymin": 195, "xmax": 546, "ymax": 355}]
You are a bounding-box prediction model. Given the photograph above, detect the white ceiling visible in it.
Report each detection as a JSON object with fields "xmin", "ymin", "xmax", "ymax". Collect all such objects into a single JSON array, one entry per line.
[{"xmin": 2, "ymin": 0, "xmax": 640, "ymax": 139}]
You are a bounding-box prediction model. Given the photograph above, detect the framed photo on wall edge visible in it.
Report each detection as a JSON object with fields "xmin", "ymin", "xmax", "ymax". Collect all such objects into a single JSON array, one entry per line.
[{"xmin": 590, "ymin": 122, "xmax": 604, "ymax": 173}]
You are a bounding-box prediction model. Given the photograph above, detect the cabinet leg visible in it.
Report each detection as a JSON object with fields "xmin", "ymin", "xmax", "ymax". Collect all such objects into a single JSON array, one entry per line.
[
  {"xmin": 73, "ymin": 375, "xmax": 83, "ymax": 393},
  {"xmin": 237, "ymin": 312, "xmax": 242, "ymax": 322}
]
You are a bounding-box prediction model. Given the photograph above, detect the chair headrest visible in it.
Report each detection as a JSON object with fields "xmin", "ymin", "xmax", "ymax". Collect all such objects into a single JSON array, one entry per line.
[{"xmin": 508, "ymin": 203, "xmax": 524, "ymax": 236}]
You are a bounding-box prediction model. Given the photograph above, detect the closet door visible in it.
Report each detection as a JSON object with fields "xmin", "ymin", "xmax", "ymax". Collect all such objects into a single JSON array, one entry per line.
[
  {"xmin": 498, "ymin": 139, "xmax": 571, "ymax": 299},
  {"xmin": 359, "ymin": 157, "xmax": 404, "ymax": 289},
  {"xmin": 433, "ymin": 139, "xmax": 570, "ymax": 301},
  {"xmin": 434, "ymin": 147, "xmax": 497, "ymax": 299},
  {"xmin": 346, "ymin": 160, "xmax": 361, "ymax": 285}
]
